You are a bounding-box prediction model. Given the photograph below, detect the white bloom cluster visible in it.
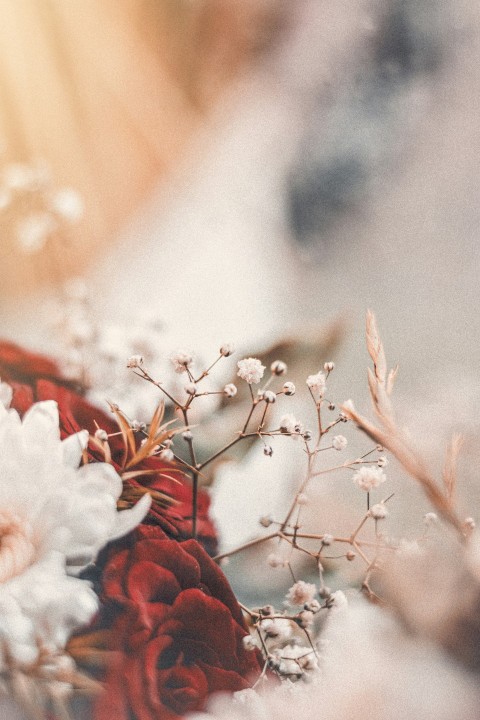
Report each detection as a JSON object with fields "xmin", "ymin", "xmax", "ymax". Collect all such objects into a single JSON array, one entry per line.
[
  {"xmin": 0, "ymin": 386, "xmax": 149, "ymax": 668},
  {"xmin": 352, "ymin": 466, "xmax": 387, "ymax": 492},
  {"xmin": 52, "ymin": 287, "xmax": 169, "ymax": 421},
  {"xmin": 0, "ymin": 161, "xmax": 84, "ymax": 254},
  {"xmin": 306, "ymin": 371, "xmax": 327, "ymax": 399},
  {"xmin": 170, "ymin": 350, "xmax": 194, "ymax": 374},
  {"xmin": 237, "ymin": 357, "xmax": 266, "ymax": 384},
  {"xmin": 285, "ymin": 580, "xmax": 317, "ymax": 606}
]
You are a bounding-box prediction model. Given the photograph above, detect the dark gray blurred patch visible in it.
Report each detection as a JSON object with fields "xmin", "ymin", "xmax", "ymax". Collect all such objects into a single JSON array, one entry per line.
[{"xmin": 287, "ymin": 0, "xmax": 448, "ymax": 247}]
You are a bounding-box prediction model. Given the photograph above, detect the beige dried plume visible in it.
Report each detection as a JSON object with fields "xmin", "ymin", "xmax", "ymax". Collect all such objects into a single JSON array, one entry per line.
[{"xmin": 341, "ymin": 311, "xmax": 464, "ymax": 536}]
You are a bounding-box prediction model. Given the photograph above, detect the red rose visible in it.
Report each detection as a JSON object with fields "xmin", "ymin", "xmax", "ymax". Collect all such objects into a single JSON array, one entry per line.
[
  {"xmin": 0, "ymin": 340, "xmax": 217, "ymax": 552},
  {"xmin": 95, "ymin": 527, "xmax": 261, "ymax": 720}
]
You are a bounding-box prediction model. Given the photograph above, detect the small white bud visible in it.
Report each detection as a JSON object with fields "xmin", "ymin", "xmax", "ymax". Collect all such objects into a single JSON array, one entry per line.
[
  {"xmin": 303, "ymin": 430, "xmax": 312, "ymax": 441},
  {"xmin": 267, "ymin": 553, "xmax": 285, "ymax": 568},
  {"xmin": 224, "ymin": 383, "xmax": 237, "ymax": 398},
  {"xmin": 297, "ymin": 493, "xmax": 309, "ymax": 505},
  {"xmin": 424, "ymin": 512, "xmax": 438, "ymax": 526},
  {"xmin": 95, "ymin": 428, "xmax": 108, "ymax": 442},
  {"xmin": 184, "ymin": 382, "xmax": 197, "ymax": 396},
  {"xmin": 464, "ymin": 517, "xmax": 476, "ymax": 530},
  {"xmin": 271, "ymin": 360, "xmax": 287, "ymax": 376},
  {"xmin": 127, "ymin": 354, "xmax": 144, "ymax": 369},
  {"xmin": 322, "ymin": 534, "xmax": 334, "ymax": 546},
  {"xmin": 242, "ymin": 634, "xmax": 259, "ymax": 651},
  {"xmin": 220, "ymin": 343, "xmax": 235, "ymax": 357},
  {"xmin": 306, "ymin": 371, "xmax": 327, "ymax": 398},
  {"xmin": 370, "ymin": 503, "xmax": 388, "ymax": 520},
  {"xmin": 280, "ymin": 414, "xmax": 298, "ymax": 433},
  {"xmin": 283, "ymin": 381, "xmax": 296, "ymax": 396},
  {"xmin": 159, "ymin": 448, "xmax": 174, "ymax": 462},
  {"xmin": 377, "ymin": 456, "xmax": 388, "ymax": 467},
  {"xmin": 170, "ymin": 351, "xmax": 194, "ymax": 374},
  {"xmin": 319, "ymin": 586, "xmax": 332, "ymax": 599},
  {"xmin": 182, "ymin": 430, "xmax": 193, "ymax": 441},
  {"xmin": 304, "ymin": 599, "xmax": 321, "ymax": 613},
  {"xmin": 297, "ymin": 610, "xmax": 314, "ymax": 628},
  {"xmin": 346, "ymin": 550, "xmax": 356, "ymax": 561},
  {"xmin": 260, "ymin": 514, "xmax": 274, "ymax": 527},
  {"xmin": 263, "ymin": 390, "xmax": 276, "ymax": 404},
  {"xmin": 131, "ymin": 420, "xmax": 146, "ymax": 432},
  {"xmin": 324, "ymin": 361, "xmax": 335, "ymax": 372},
  {"xmin": 263, "ymin": 445, "xmax": 274, "ymax": 457},
  {"xmin": 332, "ymin": 435, "xmax": 347, "ymax": 451}
]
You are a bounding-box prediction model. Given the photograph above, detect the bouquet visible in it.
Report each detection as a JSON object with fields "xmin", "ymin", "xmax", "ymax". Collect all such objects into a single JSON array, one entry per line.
[{"xmin": 0, "ymin": 303, "xmax": 479, "ymax": 720}]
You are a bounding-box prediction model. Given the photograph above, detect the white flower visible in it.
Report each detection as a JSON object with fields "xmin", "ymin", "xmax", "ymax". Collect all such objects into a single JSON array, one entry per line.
[
  {"xmin": 270, "ymin": 360, "xmax": 287, "ymax": 376},
  {"xmin": 352, "ymin": 466, "xmax": 387, "ymax": 492},
  {"xmin": 16, "ymin": 213, "xmax": 57, "ymax": 254},
  {"xmin": 306, "ymin": 371, "xmax": 326, "ymax": 398},
  {"xmin": 224, "ymin": 383, "xmax": 238, "ymax": 398},
  {"xmin": 49, "ymin": 188, "xmax": 84, "ymax": 223},
  {"xmin": 370, "ymin": 503, "xmax": 388, "ymax": 520},
  {"xmin": 237, "ymin": 358, "xmax": 266, "ymax": 384},
  {"xmin": 126, "ymin": 354, "xmax": 144, "ymax": 369},
  {"xmin": 0, "ymin": 392, "xmax": 150, "ymax": 668},
  {"xmin": 279, "ymin": 413, "xmax": 298, "ymax": 434},
  {"xmin": 261, "ymin": 618, "xmax": 293, "ymax": 640},
  {"xmin": 283, "ymin": 381, "xmax": 295, "ymax": 396},
  {"xmin": 332, "ymin": 435, "xmax": 347, "ymax": 451},
  {"xmin": 267, "ymin": 553, "xmax": 285, "ymax": 568},
  {"xmin": 220, "ymin": 343, "xmax": 235, "ymax": 357},
  {"xmin": 285, "ymin": 580, "xmax": 317, "ymax": 606},
  {"xmin": 170, "ymin": 351, "xmax": 194, "ymax": 374},
  {"xmin": 242, "ymin": 634, "xmax": 259, "ymax": 651}
]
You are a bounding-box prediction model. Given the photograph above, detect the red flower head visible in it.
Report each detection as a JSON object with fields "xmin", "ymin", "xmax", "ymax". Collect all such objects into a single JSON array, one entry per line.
[
  {"xmin": 0, "ymin": 340, "xmax": 217, "ymax": 553},
  {"xmin": 95, "ymin": 527, "xmax": 261, "ymax": 720}
]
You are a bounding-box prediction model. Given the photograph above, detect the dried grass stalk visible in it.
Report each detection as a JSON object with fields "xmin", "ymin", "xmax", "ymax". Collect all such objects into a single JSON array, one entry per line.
[{"xmin": 341, "ymin": 311, "xmax": 464, "ymax": 536}]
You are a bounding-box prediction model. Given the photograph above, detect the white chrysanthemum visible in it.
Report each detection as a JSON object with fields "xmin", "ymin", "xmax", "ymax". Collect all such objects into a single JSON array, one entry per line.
[
  {"xmin": 352, "ymin": 465, "xmax": 386, "ymax": 492},
  {"xmin": 237, "ymin": 358, "xmax": 266, "ymax": 384},
  {"xmin": 0, "ymin": 385, "xmax": 150, "ymax": 668}
]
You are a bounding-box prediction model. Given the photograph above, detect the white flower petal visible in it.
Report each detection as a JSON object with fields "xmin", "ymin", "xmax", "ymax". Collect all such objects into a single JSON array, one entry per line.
[
  {"xmin": 22, "ymin": 400, "xmax": 60, "ymax": 448},
  {"xmin": 62, "ymin": 430, "xmax": 89, "ymax": 468},
  {"xmin": 108, "ymin": 492, "xmax": 152, "ymax": 542},
  {"xmin": 0, "ymin": 382, "xmax": 12, "ymax": 409},
  {"xmin": 76, "ymin": 461, "xmax": 123, "ymax": 499}
]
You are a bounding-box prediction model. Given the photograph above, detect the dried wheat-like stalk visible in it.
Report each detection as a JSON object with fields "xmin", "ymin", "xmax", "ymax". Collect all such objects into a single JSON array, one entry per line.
[{"xmin": 341, "ymin": 311, "xmax": 464, "ymax": 535}]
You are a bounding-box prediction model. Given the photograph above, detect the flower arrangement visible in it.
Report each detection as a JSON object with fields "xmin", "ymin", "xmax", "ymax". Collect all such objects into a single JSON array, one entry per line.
[{"xmin": 0, "ymin": 307, "xmax": 479, "ymax": 720}]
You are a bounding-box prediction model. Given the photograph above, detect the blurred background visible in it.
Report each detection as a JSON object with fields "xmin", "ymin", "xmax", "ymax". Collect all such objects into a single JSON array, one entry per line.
[{"xmin": 1, "ymin": 0, "xmax": 480, "ymax": 585}]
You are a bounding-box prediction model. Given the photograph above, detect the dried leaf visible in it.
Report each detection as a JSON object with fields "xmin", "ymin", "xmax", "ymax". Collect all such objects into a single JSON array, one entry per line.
[{"xmin": 108, "ymin": 403, "xmax": 136, "ymax": 461}]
